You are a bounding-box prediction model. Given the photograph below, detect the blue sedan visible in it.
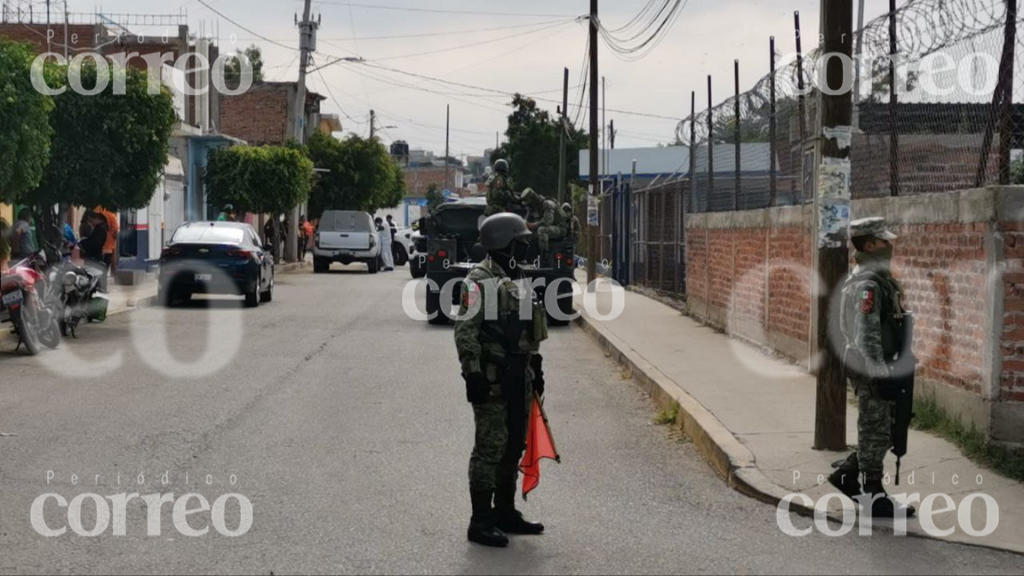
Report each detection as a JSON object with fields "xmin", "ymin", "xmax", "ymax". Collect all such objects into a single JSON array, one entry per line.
[{"xmin": 158, "ymin": 222, "xmax": 275, "ymax": 308}]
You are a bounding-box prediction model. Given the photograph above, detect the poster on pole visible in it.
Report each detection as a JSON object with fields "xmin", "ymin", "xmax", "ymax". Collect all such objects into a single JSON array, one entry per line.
[
  {"xmin": 588, "ymin": 195, "xmax": 599, "ymax": 227},
  {"xmin": 817, "ymin": 157, "xmax": 851, "ymax": 248}
]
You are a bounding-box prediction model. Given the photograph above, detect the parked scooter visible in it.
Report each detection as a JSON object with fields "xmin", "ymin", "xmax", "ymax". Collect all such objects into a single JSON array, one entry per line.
[
  {"xmin": 0, "ymin": 250, "xmax": 62, "ymax": 355},
  {"xmin": 50, "ymin": 258, "xmax": 108, "ymax": 338}
]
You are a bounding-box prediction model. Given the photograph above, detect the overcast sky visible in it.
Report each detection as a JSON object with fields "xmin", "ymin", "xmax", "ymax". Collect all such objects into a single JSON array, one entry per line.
[{"xmin": 51, "ymin": 0, "xmax": 907, "ymax": 157}]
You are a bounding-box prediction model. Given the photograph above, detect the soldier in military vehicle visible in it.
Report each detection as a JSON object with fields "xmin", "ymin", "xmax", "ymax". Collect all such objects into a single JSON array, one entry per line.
[
  {"xmin": 829, "ymin": 217, "xmax": 916, "ymax": 519},
  {"xmin": 520, "ymin": 188, "xmax": 566, "ymax": 266},
  {"xmin": 484, "ymin": 159, "xmax": 517, "ymax": 217},
  {"xmin": 454, "ymin": 213, "xmax": 549, "ymax": 548}
]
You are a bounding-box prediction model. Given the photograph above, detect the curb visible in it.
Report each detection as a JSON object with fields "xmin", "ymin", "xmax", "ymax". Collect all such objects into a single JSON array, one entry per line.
[{"xmin": 571, "ymin": 305, "xmax": 1024, "ymax": 555}]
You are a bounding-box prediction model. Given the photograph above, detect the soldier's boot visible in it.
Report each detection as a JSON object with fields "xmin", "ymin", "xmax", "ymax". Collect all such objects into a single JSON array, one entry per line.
[
  {"xmin": 828, "ymin": 453, "xmax": 862, "ymax": 501},
  {"xmin": 467, "ymin": 490, "xmax": 508, "ymax": 548},
  {"xmin": 493, "ymin": 483, "xmax": 545, "ymax": 535},
  {"xmin": 862, "ymin": 476, "xmax": 916, "ymax": 519}
]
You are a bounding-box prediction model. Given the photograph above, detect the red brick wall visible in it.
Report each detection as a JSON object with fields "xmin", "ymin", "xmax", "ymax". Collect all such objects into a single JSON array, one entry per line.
[
  {"xmin": 0, "ymin": 24, "xmax": 101, "ymax": 54},
  {"xmin": 767, "ymin": 226, "xmax": 812, "ymax": 344},
  {"xmin": 1000, "ymin": 221, "xmax": 1024, "ymax": 402},
  {"xmin": 220, "ymin": 86, "xmax": 290, "ymax": 146},
  {"xmin": 686, "ymin": 203, "xmax": 990, "ymax": 399}
]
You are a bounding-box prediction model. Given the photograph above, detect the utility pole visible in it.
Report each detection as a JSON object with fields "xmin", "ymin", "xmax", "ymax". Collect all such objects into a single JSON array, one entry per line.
[
  {"xmin": 288, "ymin": 0, "xmax": 318, "ymax": 263},
  {"xmin": 370, "ymin": 110, "xmax": 376, "ymax": 139},
  {"xmin": 558, "ymin": 67, "xmax": 569, "ymax": 205},
  {"xmin": 610, "ymin": 119, "xmax": 616, "ymax": 149},
  {"xmin": 63, "ymin": 0, "xmax": 68, "ymax": 61},
  {"xmin": 445, "ymin": 105, "xmax": 451, "ymax": 194},
  {"xmin": 813, "ymin": 0, "xmax": 854, "ymax": 451},
  {"xmin": 587, "ymin": 0, "xmax": 599, "ymax": 288}
]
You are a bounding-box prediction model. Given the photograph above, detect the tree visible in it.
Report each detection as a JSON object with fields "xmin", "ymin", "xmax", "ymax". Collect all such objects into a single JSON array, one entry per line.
[
  {"xmin": 425, "ymin": 183, "xmax": 445, "ymax": 211},
  {"xmin": 0, "ymin": 40, "xmax": 54, "ymax": 203},
  {"xmin": 493, "ymin": 94, "xmax": 588, "ymax": 198},
  {"xmin": 304, "ymin": 132, "xmax": 405, "ymax": 219},
  {"xmin": 30, "ymin": 60, "xmax": 176, "ymax": 211},
  {"xmin": 224, "ymin": 45, "xmax": 265, "ymax": 89},
  {"xmin": 206, "ymin": 145, "xmax": 313, "ymax": 259}
]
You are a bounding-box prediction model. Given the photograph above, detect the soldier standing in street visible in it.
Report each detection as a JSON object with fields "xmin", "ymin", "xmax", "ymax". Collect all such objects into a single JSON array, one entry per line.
[
  {"xmin": 521, "ymin": 189, "xmax": 566, "ymax": 266},
  {"xmin": 454, "ymin": 213, "xmax": 548, "ymax": 548},
  {"xmin": 830, "ymin": 217, "xmax": 916, "ymax": 519},
  {"xmin": 484, "ymin": 159, "xmax": 516, "ymax": 217}
]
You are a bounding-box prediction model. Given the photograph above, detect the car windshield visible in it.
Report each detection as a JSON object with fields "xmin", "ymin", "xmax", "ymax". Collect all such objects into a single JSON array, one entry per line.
[
  {"xmin": 321, "ymin": 212, "xmax": 371, "ymax": 233},
  {"xmin": 171, "ymin": 226, "xmax": 245, "ymax": 244}
]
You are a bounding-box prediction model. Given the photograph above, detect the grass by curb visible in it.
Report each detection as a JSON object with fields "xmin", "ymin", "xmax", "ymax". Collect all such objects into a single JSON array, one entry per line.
[
  {"xmin": 654, "ymin": 401, "xmax": 680, "ymax": 426},
  {"xmin": 912, "ymin": 397, "xmax": 1024, "ymax": 482}
]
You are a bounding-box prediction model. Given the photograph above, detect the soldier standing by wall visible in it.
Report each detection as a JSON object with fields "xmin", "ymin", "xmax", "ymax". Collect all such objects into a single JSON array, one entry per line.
[
  {"xmin": 830, "ymin": 217, "xmax": 916, "ymax": 519},
  {"xmin": 454, "ymin": 213, "xmax": 549, "ymax": 548}
]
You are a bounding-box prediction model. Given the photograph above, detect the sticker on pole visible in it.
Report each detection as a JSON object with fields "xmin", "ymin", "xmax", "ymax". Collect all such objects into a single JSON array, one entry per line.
[
  {"xmin": 588, "ymin": 196, "xmax": 599, "ymax": 227},
  {"xmin": 819, "ymin": 199, "xmax": 850, "ymax": 249}
]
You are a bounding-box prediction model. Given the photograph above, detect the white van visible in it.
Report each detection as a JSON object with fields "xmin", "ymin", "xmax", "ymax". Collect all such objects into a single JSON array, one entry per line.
[{"xmin": 313, "ymin": 211, "xmax": 382, "ymax": 274}]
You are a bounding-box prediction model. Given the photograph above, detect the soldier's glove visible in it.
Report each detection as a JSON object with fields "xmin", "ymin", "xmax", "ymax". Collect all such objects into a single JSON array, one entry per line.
[
  {"xmin": 531, "ymin": 355, "xmax": 545, "ymax": 398},
  {"xmin": 465, "ymin": 372, "xmax": 490, "ymax": 405}
]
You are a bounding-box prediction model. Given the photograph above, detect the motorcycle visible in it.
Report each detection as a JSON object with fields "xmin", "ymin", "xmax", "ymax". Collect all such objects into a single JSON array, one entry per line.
[
  {"xmin": 49, "ymin": 258, "xmax": 108, "ymax": 338},
  {"xmin": 0, "ymin": 250, "xmax": 62, "ymax": 355}
]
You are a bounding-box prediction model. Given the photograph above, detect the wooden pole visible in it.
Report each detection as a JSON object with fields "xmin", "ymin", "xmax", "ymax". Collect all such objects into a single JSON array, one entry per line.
[{"xmin": 813, "ymin": 0, "xmax": 854, "ymax": 451}]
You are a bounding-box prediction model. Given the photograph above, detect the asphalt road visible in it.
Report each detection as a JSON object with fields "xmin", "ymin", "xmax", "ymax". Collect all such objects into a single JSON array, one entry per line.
[{"xmin": 0, "ymin": 265, "xmax": 1021, "ymax": 575}]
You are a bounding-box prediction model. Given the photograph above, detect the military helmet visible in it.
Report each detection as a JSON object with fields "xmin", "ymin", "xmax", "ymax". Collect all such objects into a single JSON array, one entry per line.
[
  {"xmin": 479, "ymin": 212, "xmax": 531, "ymax": 251},
  {"xmin": 850, "ymin": 217, "xmax": 897, "ymax": 241},
  {"xmin": 493, "ymin": 158, "xmax": 509, "ymax": 176},
  {"xmin": 520, "ymin": 188, "xmax": 540, "ymax": 206},
  {"xmin": 561, "ymin": 203, "xmax": 572, "ymax": 214}
]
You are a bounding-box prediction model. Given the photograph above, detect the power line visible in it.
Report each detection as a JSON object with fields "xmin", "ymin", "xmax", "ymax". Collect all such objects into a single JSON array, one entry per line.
[
  {"xmin": 312, "ymin": 19, "xmax": 576, "ymax": 68},
  {"xmin": 312, "ymin": 1, "xmax": 580, "ymax": 18},
  {"xmin": 197, "ymin": 0, "xmax": 299, "ymax": 52},
  {"xmin": 230, "ymin": 18, "xmax": 572, "ymax": 43}
]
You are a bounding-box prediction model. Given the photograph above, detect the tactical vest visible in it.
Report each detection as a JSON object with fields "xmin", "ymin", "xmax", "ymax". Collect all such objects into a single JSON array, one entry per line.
[
  {"xmin": 840, "ymin": 265, "xmax": 905, "ymax": 363},
  {"xmin": 473, "ymin": 259, "xmax": 548, "ymax": 357}
]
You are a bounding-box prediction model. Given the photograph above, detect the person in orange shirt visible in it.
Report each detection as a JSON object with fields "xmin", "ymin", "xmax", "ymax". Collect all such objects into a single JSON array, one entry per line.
[{"xmin": 94, "ymin": 206, "xmax": 119, "ymax": 280}]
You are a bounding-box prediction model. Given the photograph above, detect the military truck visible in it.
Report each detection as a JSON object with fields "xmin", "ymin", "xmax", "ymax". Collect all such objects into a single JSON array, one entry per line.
[{"xmin": 419, "ymin": 197, "xmax": 577, "ymax": 326}]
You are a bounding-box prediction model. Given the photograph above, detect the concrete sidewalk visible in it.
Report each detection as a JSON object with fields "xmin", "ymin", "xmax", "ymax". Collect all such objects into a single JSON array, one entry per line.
[{"xmin": 572, "ymin": 272, "xmax": 1024, "ymax": 554}]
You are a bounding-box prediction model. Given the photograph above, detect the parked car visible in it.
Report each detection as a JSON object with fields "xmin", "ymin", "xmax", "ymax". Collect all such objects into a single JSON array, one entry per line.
[
  {"xmin": 314, "ymin": 211, "xmax": 381, "ymax": 274},
  {"xmin": 392, "ymin": 227, "xmax": 414, "ymax": 267},
  {"xmin": 409, "ymin": 230, "xmax": 427, "ymax": 279},
  {"xmin": 159, "ymin": 222, "xmax": 275, "ymax": 308}
]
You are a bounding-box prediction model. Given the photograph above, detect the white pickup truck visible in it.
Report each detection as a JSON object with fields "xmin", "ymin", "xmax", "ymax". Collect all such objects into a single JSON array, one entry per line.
[{"xmin": 313, "ymin": 211, "xmax": 382, "ymax": 274}]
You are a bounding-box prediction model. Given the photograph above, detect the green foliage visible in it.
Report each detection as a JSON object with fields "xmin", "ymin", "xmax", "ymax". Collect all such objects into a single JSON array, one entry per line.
[
  {"xmin": 206, "ymin": 145, "xmax": 313, "ymax": 217},
  {"xmin": 0, "ymin": 216, "xmax": 9, "ymax": 261},
  {"xmin": 425, "ymin": 183, "xmax": 445, "ymax": 211},
  {"xmin": 912, "ymin": 397, "xmax": 1024, "ymax": 482},
  {"xmin": 654, "ymin": 402, "xmax": 680, "ymax": 426},
  {"xmin": 1012, "ymin": 158, "xmax": 1024, "ymax": 185},
  {"xmin": 305, "ymin": 132, "xmax": 405, "ymax": 219},
  {"xmin": 223, "ymin": 44, "xmax": 264, "ymax": 89},
  {"xmin": 492, "ymin": 94, "xmax": 587, "ymax": 199},
  {"xmin": 30, "ymin": 60, "xmax": 176, "ymax": 210},
  {"xmin": 0, "ymin": 40, "xmax": 54, "ymax": 202}
]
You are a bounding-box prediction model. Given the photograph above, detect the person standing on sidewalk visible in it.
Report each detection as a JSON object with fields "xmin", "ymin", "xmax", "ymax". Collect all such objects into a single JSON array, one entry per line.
[
  {"xmin": 454, "ymin": 213, "xmax": 548, "ymax": 548},
  {"xmin": 95, "ymin": 206, "xmax": 119, "ymax": 284},
  {"xmin": 10, "ymin": 208, "xmax": 36, "ymax": 262},
  {"xmin": 830, "ymin": 217, "xmax": 915, "ymax": 519}
]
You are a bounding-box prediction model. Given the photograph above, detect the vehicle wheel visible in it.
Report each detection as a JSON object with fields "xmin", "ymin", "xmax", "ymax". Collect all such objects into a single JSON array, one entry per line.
[
  {"xmin": 39, "ymin": 316, "xmax": 61, "ymax": 349},
  {"xmin": 368, "ymin": 257, "xmax": 379, "ymax": 275},
  {"xmin": 547, "ymin": 279, "xmax": 577, "ymax": 327},
  {"xmin": 14, "ymin": 310, "xmax": 41, "ymax": 356},
  {"xmin": 426, "ymin": 290, "xmax": 448, "ymax": 325},
  {"xmin": 245, "ymin": 276, "xmax": 261, "ymax": 308},
  {"xmin": 260, "ymin": 274, "xmax": 274, "ymax": 303},
  {"xmin": 314, "ymin": 258, "xmax": 329, "ymax": 273},
  {"xmin": 410, "ymin": 258, "xmax": 426, "ymax": 279},
  {"xmin": 393, "ymin": 245, "xmax": 409, "ymax": 267}
]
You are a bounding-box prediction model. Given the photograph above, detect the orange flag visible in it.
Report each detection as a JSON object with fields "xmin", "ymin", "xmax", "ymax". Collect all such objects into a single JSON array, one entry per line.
[{"xmin": 519, "ymin": 394, "xmax": 561, "ymax": 500}]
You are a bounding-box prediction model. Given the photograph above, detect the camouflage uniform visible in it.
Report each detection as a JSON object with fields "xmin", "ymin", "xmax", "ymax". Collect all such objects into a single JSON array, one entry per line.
[
  {"xmin": 839, "ymin": 220, "xmax": 904, "ymax": 478},
  {"xmin": 485, "ymin": 175, "xmax": 516, "ymax": 217},
  {"xmin": 455, "ymin": 258, "xmax": 547, "ymax": 492},
  {"xmin": 534, "ymin": 199, "xmax": 566, "ymax": 255}
]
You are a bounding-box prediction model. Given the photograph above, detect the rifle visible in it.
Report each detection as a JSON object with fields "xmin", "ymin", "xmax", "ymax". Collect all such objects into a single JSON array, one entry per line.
[{"xmin": 883, "ymin": 312, "xmax": 916, "ymax": 486}]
